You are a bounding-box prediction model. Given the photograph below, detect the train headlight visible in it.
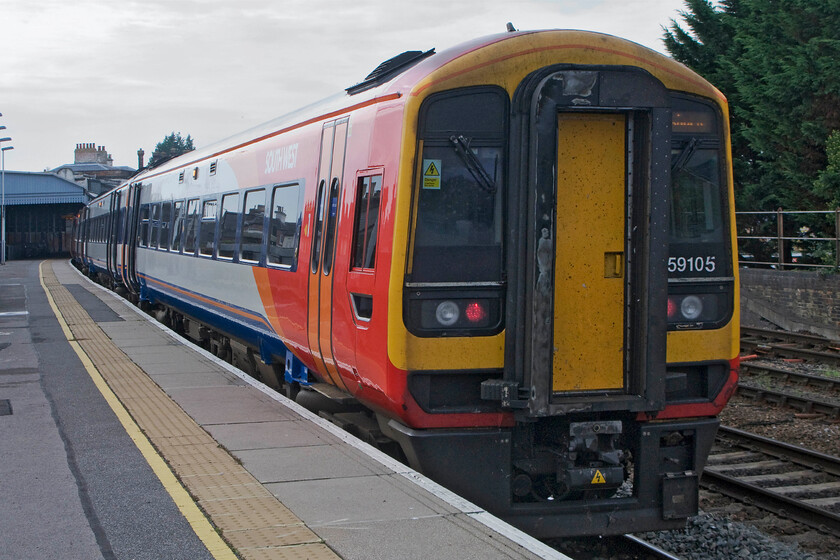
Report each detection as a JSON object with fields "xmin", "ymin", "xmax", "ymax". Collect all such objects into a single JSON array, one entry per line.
[
  {"xmin": 666, "ymin": 287, "xmax": 731, "ymax": 329},
  {"xmin": 407, "ymin": 292, "xmax": 503, "ymax": 336},
  {"xmin": 680, "ymin": 295, "xmax": 703, "ymax": 320},
  {"xmin": 435, "ymin": 301, "xmax": 460, "ymax": 326}
]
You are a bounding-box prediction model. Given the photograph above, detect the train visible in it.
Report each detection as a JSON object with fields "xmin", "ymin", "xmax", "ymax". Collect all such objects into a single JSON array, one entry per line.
[{"xmin": 71, "ymin": 28, "xmax": 739, "ymax": 538}]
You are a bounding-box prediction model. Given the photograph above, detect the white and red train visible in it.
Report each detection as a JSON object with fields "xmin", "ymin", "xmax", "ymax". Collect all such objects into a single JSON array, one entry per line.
[{"xmin": 73, "ymin": 29, "xmax": 740, "ymax": 537}]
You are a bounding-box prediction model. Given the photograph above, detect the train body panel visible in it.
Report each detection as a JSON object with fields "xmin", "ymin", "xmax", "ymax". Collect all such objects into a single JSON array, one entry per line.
[{"xmin": 73, "ymin": 29, "xmax": 739, "ymax": 538}]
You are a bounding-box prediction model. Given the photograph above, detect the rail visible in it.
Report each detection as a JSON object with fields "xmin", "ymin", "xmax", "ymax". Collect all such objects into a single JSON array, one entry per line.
[
  {"xmin": 704, "ymin": 426, "xmax": 840, "ymax": 537},
  {"xmin": 736, "ymin": 209, "xmax": 840, "ymax": 270}
]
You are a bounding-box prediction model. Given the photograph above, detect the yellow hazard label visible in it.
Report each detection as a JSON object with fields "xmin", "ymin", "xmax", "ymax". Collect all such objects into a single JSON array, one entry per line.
[
  {"xmin": 422, "ymin": 159, "xmax": 441, "ymax": 189},
  {"xmin": 591, "ymin": 470, "xmax": 606, "ymax": 484}
]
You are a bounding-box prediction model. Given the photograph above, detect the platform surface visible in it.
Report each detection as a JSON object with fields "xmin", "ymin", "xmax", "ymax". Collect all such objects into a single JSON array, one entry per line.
[{"xmin": 0, "ymin": 259, "xmax": 568, "ymax": 560}]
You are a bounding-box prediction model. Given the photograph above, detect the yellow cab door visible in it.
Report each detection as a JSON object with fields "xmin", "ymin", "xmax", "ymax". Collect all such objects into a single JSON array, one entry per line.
[{"xmin": 553, "ymin": 113, "xmax": 627, "ymax": 393}]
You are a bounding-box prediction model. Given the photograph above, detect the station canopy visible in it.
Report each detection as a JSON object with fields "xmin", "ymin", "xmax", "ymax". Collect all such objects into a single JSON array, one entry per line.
[{"xmin": 2, "ymin": 171, "xmax": 92, "ymax": 206}]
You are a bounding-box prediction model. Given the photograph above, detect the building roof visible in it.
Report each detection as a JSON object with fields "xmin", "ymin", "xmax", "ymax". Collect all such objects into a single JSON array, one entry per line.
[
  {"xmin": 2, "ymin": 171, "xmax": 92, "ymax": 206},
  {"xmin": 51, "ymin": 163, "xmax": 136, "ymax": 173}
]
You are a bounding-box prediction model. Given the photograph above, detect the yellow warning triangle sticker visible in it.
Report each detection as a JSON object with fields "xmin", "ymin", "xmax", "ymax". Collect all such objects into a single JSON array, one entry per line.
[
  {"xmin": 591, "ymin": 470, "xmax": 606, "ymax": 484},
  {"xmin": 425, "ymin": 161, "xmax": 440, "ymax": 176}
]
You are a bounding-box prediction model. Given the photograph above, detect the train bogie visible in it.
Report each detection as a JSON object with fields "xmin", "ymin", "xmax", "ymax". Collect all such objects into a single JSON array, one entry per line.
[{"xmin": 73, "ymin": 29, "xmax": 738, "ymax": 538}]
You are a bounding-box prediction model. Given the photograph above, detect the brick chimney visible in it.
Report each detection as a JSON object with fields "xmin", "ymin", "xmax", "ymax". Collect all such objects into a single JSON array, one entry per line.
[
  {"xmin": 137, "ymin": 148, "xmax": 145, "ymax": 169},
  {"xmin": 74, "ymin": 142, "xmax": 113, "ymax": 166}
]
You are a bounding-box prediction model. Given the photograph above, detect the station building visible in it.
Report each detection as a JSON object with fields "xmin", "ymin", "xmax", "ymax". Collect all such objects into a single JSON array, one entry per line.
[
  {"xmin": 51, "ymin": 143, "xmax": 137, "ymax": 196},
  {"xmin": 2, "ymin": 142, "xmax": 138, "ymax": 260},
  {"xmin": 3, "ymin": 171, "xmax": 91, "ymax": 259}
]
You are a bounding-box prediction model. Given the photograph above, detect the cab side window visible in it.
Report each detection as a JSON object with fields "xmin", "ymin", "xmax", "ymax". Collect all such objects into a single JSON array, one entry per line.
[{"xmin": 351, "ymin": 175, "xmax": 382, "ymax": 270}]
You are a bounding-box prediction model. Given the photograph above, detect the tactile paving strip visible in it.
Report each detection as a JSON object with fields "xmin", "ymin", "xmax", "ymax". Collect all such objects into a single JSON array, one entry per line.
[{"xmin": 42, "ymin": 262, "xmax": 339, "ymax": 560}]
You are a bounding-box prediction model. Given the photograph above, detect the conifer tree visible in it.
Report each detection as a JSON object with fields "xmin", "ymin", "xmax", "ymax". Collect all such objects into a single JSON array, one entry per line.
[
  {"xmin": 665, "ymin": 0, "xmax": 840, "ymax": 212},
  {"xmin": 147, "ymin": 132, "xmax": 195, "ymax": 169}
]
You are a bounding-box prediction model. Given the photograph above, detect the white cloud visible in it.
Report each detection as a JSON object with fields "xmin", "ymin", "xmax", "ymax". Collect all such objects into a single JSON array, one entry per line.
[{"xmin": 0, "ymin": 0, "xmax": 688, "ymax": 171}]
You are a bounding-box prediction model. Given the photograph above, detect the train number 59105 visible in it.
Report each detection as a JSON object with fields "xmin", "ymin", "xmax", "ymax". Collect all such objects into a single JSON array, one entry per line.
[{"xmin": 668, "ymin": 256, "xmax": 716, "ymax": 273}]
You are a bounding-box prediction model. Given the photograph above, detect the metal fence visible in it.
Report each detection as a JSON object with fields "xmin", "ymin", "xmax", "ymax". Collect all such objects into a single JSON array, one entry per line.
[{"xmin": 736, "ymin": 209, "xmax": 840, "ymax": 270}]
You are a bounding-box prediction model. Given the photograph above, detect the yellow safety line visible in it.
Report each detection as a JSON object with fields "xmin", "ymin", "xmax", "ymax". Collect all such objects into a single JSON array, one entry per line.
[{"xmin": 39, "ymin": 262, "xmax": 238, "ymax": 560}]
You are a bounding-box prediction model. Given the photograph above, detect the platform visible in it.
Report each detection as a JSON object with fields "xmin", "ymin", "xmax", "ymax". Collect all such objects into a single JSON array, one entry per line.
[{"xmin": 0, "ymin": 259, "xmax": 568, "ymax": 560}]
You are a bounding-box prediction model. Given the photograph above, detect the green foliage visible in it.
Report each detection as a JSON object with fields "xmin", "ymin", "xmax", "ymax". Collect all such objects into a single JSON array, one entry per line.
[
  {"xmin": 147, "ymin": 132, "xmax": 195, "ymax": 168},
  {"xmin": 815, "ymin": 130, "xmax": 840, "ymax": 205},
  {"xmin": 665, "ymin": 0, "xmax": 840, "ymax": 214}
]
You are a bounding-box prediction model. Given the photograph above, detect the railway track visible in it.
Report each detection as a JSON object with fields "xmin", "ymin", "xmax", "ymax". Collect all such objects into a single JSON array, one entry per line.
[
  {"xmin": 741, "ymin": 325, "xmax": 840, "ymax": 365},
  {"xmin": 737, "ymin": 362, "xmax": 840, "ymax": 418},
  {"xmin": 740, "ymin": 361, "xmax": 840, "ymax": 393},
  {"xmin": 619, "ymin": 535, "xmax": 684, "ymax": 560},
  {"xmin": 551, "ymin": 535, "xmax": 684, "ymax": 560},
  {"xmin": 702, "ymin": 425, "xmax": 840, "ymax": 537}
]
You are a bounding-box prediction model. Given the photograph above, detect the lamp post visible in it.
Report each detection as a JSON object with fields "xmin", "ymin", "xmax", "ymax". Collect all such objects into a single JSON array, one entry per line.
[{"xmin": 0, "ymin": 138, "xmax": 11, "ymax": 266}]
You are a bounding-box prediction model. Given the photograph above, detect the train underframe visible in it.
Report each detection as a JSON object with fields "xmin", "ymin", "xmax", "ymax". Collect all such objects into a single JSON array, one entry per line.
[{"xmin": 384, "ymin": 413, "xmax": 719, "ymax": 537}]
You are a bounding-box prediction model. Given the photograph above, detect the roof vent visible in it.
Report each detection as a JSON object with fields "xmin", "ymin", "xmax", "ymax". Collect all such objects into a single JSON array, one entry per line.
[
  {"xmin": 178, "ymin": 170, "xmax": 185, "ymax": 183},
  {"xmin": 209, "ymin": 160, "xmax": 217, "ymax": 175},
  {"xmin": 346, "ymin": 49, "xmax": 435, "ymax": 95}
]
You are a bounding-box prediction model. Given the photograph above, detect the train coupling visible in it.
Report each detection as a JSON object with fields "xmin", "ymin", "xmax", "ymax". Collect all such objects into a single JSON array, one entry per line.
[{"xmin": 561, "ymin": 421, "xmax": 625, "ymax": 492}]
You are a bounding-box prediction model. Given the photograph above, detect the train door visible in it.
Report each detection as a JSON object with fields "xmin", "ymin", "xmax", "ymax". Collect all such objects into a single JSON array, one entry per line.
[
  {"xmin": 515, "ymin": 68, "xmax": 671, "ymax": 415},
  {"xmin": 124, "ymin": 183, "xmax": 142, "ymax": 295},
  {"xmin": 347, "ymin": 171, "xmax": 383, "ymax": 378},
  {"xmin": 552, "ymin": 113, "xmax": 626, "ymax": 392},
  {"xmin": 106, "ymin": 191, "xmax": 121, "ymax": 283},
  {"xmin": 78, "ymin": 207, "xmax": 88, "ymax": 266},
  {"xmin": 306, "ymin": 118, "xmax": 351, "ymax": 390}
]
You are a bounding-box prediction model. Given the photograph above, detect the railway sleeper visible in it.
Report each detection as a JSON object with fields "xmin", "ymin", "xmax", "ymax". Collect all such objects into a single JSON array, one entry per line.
[
  {"xmin": 704, "ymin": 459, "xmax": 788, "ymax": 475},
  {"xmin": 705, "ymin": 451, "xmax": 760, "ymax": 465},
  {"xmin": 740, "ymin": 470, "xmax": 828, "ymax": 485},
  {"xmin": 772, "ymin": 481, "xmax": 840, "ymax": 496}
]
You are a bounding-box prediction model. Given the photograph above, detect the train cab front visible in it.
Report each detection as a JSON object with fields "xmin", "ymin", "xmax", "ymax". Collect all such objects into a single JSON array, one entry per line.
[{"xmin": 383, "ymin": 41, "xmax": 739, "ymax": 539}]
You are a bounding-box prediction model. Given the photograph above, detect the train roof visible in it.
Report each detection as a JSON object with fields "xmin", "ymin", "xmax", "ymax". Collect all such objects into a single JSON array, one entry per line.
[{"xmin": 114, "ymin": 29, "xmax": 717, "ymax": 195}]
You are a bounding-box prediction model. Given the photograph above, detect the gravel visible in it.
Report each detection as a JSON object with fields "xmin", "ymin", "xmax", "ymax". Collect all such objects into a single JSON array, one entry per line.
[
  {"xmin": 632, "ymin": 354, "xmax": 840, "ymax": 560},
  {"xmin": 639, "ymin": 513, "xmax": 821, "ymax": 560}
]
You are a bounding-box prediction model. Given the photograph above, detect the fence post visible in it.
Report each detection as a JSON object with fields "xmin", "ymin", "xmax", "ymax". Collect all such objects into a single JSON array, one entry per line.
[
  {"xmin": 777, "ymin": 207, "xmax": 784, "ymax": 270},
  {"xmin": 835, "ymin": 208, "xmax": 840, "ymax": 269}
]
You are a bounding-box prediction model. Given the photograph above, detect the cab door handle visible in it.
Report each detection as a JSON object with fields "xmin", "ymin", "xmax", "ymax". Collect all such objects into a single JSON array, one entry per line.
[{"xmin": 604, "ymin": 252, "xmax": 623, "ymax": 278}]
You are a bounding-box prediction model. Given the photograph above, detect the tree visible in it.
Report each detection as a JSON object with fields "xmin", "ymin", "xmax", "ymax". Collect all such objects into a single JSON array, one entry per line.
[
  {"xmin": 147, "ymin": 132, "xmax": 195, "ymax": 168},
  {"xmin": 664, "ymin": 0, "xmax": 840, "ymax": 213}
]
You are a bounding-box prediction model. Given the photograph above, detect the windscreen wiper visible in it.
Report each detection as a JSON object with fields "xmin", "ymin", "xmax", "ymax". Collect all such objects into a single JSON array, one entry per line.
[
  {"xmin": 671, "ymin": 137, "xmax": 698, "ymax": 172},
  {"xmin": 450, "ymin": 135, "xmax": 496, "ymax": 193}
]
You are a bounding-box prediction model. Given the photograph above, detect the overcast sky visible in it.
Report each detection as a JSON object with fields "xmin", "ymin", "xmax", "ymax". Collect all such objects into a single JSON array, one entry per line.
[{"xmin": 2, "ymin": 0, "xmax": 692, "ymax": 173}]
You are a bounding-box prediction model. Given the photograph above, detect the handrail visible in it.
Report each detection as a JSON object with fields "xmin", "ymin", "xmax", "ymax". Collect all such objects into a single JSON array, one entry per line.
[{"xmin": 735, "ymin": 208, "xmax": 840, "ymax": 270}]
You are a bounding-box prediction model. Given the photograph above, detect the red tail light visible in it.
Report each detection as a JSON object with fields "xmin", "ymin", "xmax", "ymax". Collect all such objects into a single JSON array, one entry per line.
[
  {"xmin": 667, "ymin": 297, "xmax": 677, "ymax": 320},
  {"xmin": 465, "ymin": 301, "xmax": 488, "ymax": 323}
]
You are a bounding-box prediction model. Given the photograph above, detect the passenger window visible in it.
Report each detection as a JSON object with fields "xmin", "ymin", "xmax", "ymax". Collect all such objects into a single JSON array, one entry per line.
[
  {"xmin": 198, "ymin": 199, "xmax": 218, "ymax": 257},
  {"xmin": 150, "ymin": 203, "xmax": 160, "ymax": 249},
  {"xmin": 352, "ymin": 175, "xmax": 382, "ymax": 270},
  {"xmin": 268, "ymin": 183, "xmax": 301, "ymax": 267},
  {"xmin": 183, "ymin": 198, "xmax": 199, "ymax": 254},
  {"xmin": 159, "ymin": 201, "xmax": 171, "ymax": 250},
  {"xmin": 138, "ymin": 204, "xmax": 150, "ymax": 247},
  {"xmin": 240, "ymin": 189, "xmax": 266, "ymax": 263},
  {"xmin": 218, "ymin": 193, "xmax": 240, "ymax": 259},
  {"xmin": 310, "ymin": 180, "xmax": 326, "ymax": 272},
  {"xmin": 170, "ymin": 200, "xmax": 185, "ymax": 251},
  {"xmin": 322, "ymin": 178, "xmax": 341, "ymax": 275}
]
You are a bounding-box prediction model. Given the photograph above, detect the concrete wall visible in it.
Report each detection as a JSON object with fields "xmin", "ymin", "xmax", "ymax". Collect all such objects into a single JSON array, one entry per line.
[{"xmin": 740, "ymin": 268, "xmax": 840, "ymax": 340}]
